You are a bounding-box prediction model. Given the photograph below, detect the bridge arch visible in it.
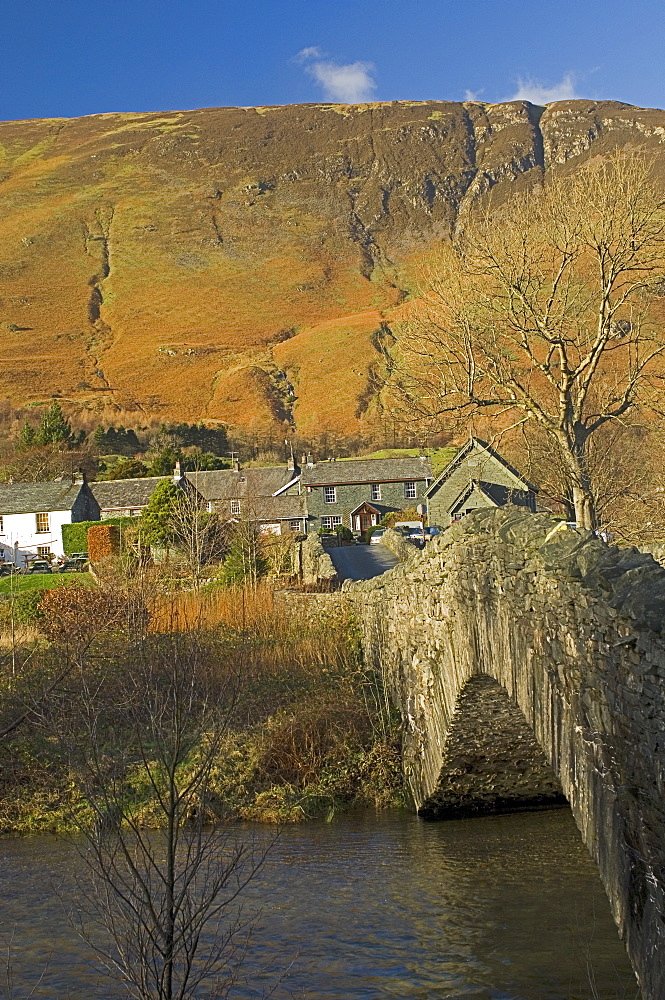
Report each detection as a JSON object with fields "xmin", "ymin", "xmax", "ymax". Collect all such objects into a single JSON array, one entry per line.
[
  {"xmin": 347, "ymin": 509, "xmax": 665, "ymax": 1000},
  {"xmin": 418, "ymin": 673, "xmax": 565, "ymax": 819}
]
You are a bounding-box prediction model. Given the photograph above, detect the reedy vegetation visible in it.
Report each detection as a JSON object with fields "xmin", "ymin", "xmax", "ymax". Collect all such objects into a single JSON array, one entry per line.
[{"xmin": 0, "ymin": 580, "xmax": 402, "ymax": 835}]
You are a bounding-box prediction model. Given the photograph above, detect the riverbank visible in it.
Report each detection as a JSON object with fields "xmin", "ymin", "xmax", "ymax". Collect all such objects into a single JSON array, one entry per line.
[{"xmin": 0, "ymin": 583, "xmax": 403, "ymax": 835}]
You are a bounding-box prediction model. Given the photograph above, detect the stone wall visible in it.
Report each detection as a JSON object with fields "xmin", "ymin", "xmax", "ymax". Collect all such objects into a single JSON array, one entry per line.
[
  {"xmin": 376, "ymin": 527, "xmax": 416, "ymax": 562},
  {"xmin": 298, "ymin": 533, "xmax": 338, "ymax": 586},
  {"xmin": 346, "ymin": 507, "xmax": 665, "ymax": 1000}
]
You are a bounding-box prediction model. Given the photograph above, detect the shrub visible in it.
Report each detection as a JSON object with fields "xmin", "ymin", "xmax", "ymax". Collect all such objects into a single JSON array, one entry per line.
[
  {"xmin": 88, "ymin": 524, "xmax": 120, "ymax": 562},
  {"xmin": 334, "ymin": 525, "xmax": 354, "ymax": 543},
  {"xmin": 0, "ymin": 589, "xmax": 45, "ymax": 626},
  {"xmin": 40, "ymin": 585, "xmax": 129, "ymax": 647}
]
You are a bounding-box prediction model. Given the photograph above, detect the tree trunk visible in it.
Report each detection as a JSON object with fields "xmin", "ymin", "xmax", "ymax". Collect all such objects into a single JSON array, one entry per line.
[{"xmin": 572, "ymin": 485, "xmax": 596, "ymax": 530}]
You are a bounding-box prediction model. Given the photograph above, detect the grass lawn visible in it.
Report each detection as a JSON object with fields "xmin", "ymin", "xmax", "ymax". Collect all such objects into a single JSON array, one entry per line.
[{"xmin": 0, "ymin": 571, "xmax": 94, "ymax": 595}]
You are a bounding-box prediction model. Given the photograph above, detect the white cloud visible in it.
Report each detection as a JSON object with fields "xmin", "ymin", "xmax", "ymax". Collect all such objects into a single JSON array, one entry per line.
[
  {"xmin": 464, "ymin": 88, "xmax": 484, "ymax": 102},
  {"xmin": 508, "ymin": 72, "xmax": 579, "ymax": 105},
  {"xmin": 294, "ymin": 48, "xmax": 377, "ymax": 103},
  {"xmin": 294, "ymin": 46, "xmax": 323, "ymax": 64}
]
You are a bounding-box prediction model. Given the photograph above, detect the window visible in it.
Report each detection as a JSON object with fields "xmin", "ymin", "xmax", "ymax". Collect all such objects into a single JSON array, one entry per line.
[
  {"xmin": 321, "ymin": 515, "xmax": 342, "ymax": 530},
  {"xmin": 37, "ymin": 545, "xmax": 51, "ymax": 558},
  {"xmin": 404, "ymin": 481, "xmax": 416, "ymax": 500},
  {"xmin": 289, "ymin": 519, "xmax": 301, "ymax": 532},
  {"xmin": 230, "ymin": 500, "xmax": 240, "ymax": 516},
  {"xmin": 35, "ymin": 512, "xmax": 49, "ymax": 533},
  {"xmin": 0, "ymin": 515, "xmax": 4, "ymax": 533},
  {"xmin": 370, "ymin": 484, "xmax": 381, "ymax": 501},
  {"xmin": 323, "ymin": 486, "xmax": 337, "ymax": 504}
]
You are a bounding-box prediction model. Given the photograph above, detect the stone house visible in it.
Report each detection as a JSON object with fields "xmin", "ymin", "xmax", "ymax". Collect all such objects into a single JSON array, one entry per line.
[
  {"xmin": 185, "ymin": 460, "xmax": 306, "ymax": 534},
  {"xmin": 0, "ymin": 475, "xmax": 99, "ymax": 566},
  {"xmin": 89, "ymin": 475, "xmax": 174, "ymax": 519},
  {"xmin": 301, "ymin": 457, "xmax": 432, "ymax": 535},
  {"xmin": 425, "ymin": 437, "xmax": 536, "ymax": 526}
]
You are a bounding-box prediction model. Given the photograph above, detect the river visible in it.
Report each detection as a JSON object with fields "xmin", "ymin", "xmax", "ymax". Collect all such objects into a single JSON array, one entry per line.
[{"xmin": 1, "ymin": 807, "xmax": 637, "ymax": 999}]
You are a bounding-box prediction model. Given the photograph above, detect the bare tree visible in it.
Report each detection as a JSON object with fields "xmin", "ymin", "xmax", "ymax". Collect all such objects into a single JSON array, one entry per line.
[
  {"xmin": 63, "ymin": 627, "xmax": 266, "ymax": 1000},
  {"xmin": 395, "ymin": 151, "xmax": 665, "ymax": 528},
  {"xmin": 167, "ymin": 485, "xmax": 228, "ymax": 591}
]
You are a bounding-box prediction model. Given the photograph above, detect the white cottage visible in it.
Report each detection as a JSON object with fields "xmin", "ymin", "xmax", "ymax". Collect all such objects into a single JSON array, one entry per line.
[{"xmin": 0, "ymin": 476, "xmax": 100, "ymax": 566}]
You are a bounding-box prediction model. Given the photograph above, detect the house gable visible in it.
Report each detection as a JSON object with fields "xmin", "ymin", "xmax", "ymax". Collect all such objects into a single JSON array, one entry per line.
[{"xmin": 426, "ymin": 438, "xmax": 536, "ymax": 525}]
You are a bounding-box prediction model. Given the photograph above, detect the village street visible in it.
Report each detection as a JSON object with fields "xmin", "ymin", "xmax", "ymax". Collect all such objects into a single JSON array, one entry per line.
[{"xmin": 326, "ymin": 542, "xmax": 399, "ymax": 581}]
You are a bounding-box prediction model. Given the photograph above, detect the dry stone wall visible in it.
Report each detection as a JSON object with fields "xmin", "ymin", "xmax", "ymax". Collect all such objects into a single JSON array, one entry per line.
[{"xmin": 344, "ymin": 507, "xmax": 665, "ymax": 1000}]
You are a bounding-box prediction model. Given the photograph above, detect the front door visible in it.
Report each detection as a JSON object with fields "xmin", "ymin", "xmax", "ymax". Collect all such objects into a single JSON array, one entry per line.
[{"xmin": 360, "ymin": 513, "xmax": 373, "ymax": 533}]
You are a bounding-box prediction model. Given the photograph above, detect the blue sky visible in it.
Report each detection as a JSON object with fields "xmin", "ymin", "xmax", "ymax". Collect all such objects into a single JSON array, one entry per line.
[{"xmin": 1, "ymin": 0, "xmax": 664, "ymax": 121}]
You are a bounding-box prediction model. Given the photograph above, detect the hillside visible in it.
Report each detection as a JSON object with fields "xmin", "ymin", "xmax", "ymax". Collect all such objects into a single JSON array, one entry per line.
[{"xmin": 2, "ymin": 98, "xmax": 665, "ymax": 436}]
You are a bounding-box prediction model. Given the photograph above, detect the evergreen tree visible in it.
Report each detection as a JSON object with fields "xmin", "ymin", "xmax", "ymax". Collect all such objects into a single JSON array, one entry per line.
[
  {"xmin": 138, "ymin": 480, "xmax": 182, "ymax": 549},
  {"xmin": 149, "ymin": 446, "xmax": 181, "ymax": 477},
  {"xmin": 17, "ymin": 421, "xmax": 36, "ymax": 451},
  {"xmin": 36, "ymin": 400, "xmax": 72, "ymax": 447},
  {"xmin": 99, "ymin": 458, "xmax": 149, "ymax": 481},
  {"xmin": 220, "ymin": 523, "xmax": 267, "ymax": 586}
]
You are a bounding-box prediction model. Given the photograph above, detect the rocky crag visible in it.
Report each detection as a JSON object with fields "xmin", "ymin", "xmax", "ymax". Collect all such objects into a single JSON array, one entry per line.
[{"xmin": 2, "ymin": 99, "xmax": 665, "ymax": 433}]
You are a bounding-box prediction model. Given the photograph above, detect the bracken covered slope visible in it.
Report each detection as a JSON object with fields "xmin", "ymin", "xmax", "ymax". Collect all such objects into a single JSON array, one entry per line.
[{"xmin": 1, "ymin": 98, "xmax": 665, "ymax": 434}]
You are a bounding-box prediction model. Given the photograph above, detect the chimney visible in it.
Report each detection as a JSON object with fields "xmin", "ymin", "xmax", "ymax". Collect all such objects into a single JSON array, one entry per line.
[
  {"xmin": 232, "ymin": 457, "xmax": 240, "ymax": 472},
  {"xmin": 306, "ymin": 453, "xmax": 314, "ymax": 467},
  {"xmin": 287, "ymin": 453, "xmax": 295, "ymax": 472},
  {"xmin": 74, "ymin": 470, "xmax": 86, "ymax": 485},
  {"xmin": 301, "ymin": 454, "xmax": 307, "ymax": 469},
  {"xmin": 173, "ymin": 460, "xmax": 182, "ymax": 484}
]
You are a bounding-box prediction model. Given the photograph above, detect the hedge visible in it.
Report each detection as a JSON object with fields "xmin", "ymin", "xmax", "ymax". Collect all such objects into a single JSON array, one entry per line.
[
  {"xmin": 62, "ymin": 517, "xmax": 136, "ymax": 555},
  {"xmin": 88, "ymin": 524, "xmax": 120, "ymax": 562}
]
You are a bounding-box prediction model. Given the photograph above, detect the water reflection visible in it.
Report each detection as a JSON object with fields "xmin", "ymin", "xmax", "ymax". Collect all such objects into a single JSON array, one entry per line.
[{"xmin": 0, "ymin": 808, "xmax": 638, "ymax": 999}]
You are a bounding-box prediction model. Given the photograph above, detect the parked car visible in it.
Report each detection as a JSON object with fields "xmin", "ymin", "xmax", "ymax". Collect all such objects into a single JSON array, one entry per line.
[
  {"xmin": 369, "ymin": 528, "xmax": 386, "ymax": 544},
  {"xmin": 27, "ymin": 560, "xmax": 52, "ymax": 574}
]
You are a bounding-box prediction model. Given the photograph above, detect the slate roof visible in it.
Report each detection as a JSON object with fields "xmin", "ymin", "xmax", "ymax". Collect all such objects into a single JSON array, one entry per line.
[
  {"xmin": 186, "ymin": 466, "xmax": 298, "ymax": 501},
  {"xmin": 301, "ymin": 456, "xmax": 432, "ymax": 487},
  {"xmin": 244, "ymin": 495, "xmax": 308, "ymax": 521},
  {"xmin": 89, "ymin": 477, "xmax": 167, "ymax": 511},
  {"xmin": 0, "ymin": 480, "xmax": 85, "ymax": 515}
]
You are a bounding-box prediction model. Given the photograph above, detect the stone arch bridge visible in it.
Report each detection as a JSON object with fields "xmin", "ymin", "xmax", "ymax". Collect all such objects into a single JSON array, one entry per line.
[{"xmin": 344, "ymin": 509, "xmax": 665, "ymax": 1000}]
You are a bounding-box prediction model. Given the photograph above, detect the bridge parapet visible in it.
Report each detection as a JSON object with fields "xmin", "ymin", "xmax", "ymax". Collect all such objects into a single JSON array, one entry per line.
[{"xmin": 345, "ymin": 507, "xmax": 665, "ymax": 1000}]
